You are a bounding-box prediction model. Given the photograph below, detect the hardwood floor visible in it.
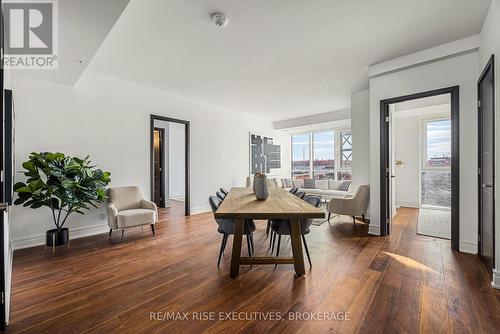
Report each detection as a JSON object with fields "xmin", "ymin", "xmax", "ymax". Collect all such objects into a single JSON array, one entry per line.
[{"xmin": 7, "ymin": 204, "xmax": 500, "ymax": 333}]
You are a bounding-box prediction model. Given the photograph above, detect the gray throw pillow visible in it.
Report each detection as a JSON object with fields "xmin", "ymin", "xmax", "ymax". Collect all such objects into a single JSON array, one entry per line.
[
  {"xmin": 303, "ymin": 179, "xmax": 316, "ymax": 189},
  {"xmin": 339, "ymin": 180, "xmax": 351, "ymax": 191}
]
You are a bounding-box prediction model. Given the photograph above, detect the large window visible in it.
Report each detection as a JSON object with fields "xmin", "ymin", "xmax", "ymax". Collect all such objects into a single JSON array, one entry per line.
[
  {"xmin": 291, "ymin": 133, "xmax": 310, "ymax": 179},
  {"xmin": 421, "ymin": 118, "xmax": 451, "ymax": 208},
  {"xmin": 291, "ymin": 129, "xmax": 351, "ymax": 180},
  {"xmin": 313, "ymin": 131, "xmax": 335, "ymax": 179}
]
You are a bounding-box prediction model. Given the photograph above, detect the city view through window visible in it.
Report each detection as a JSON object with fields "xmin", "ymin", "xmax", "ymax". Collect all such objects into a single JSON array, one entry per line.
[
  {"xmin": 292, "ymin": 130, "xmax": 351, "ymax": 180},
  {"xmin": 422, "ymin": 119, "xmax": 451, "ymax": 208}
]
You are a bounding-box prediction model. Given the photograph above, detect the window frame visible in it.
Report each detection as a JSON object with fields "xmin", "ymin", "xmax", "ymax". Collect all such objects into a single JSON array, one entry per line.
[{"xmin": 290, "ymin": 126, "xmax": 351, "ymax": 180}]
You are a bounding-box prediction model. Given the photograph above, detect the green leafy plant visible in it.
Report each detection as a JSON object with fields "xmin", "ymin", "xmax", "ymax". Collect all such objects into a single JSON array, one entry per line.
[{"xmin": 13, "ymin": 152, "xmax": 111, "ymax": 230}]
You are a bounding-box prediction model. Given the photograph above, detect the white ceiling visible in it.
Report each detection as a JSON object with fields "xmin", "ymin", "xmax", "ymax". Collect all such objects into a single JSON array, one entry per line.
[
  {"xmin": 86, "ymin": 0, "xmax": 491, "ymax": 121},
  {"xmin": 13, "ymin": 0, "xmax": 130, "ymax": 85}
]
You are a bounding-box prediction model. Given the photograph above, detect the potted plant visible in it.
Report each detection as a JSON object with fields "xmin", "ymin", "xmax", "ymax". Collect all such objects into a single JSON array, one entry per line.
[{"xmin": 13, "ymin": 152, "xmax": 111, "ymax": 248}]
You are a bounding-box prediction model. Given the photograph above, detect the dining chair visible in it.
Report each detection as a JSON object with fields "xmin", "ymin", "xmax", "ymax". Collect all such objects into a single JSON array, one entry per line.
[
  {"xmin": 269, "ymin": 195, "xmax": 321, "ymax": 268},
  {"xmin": 209, "ymin": 196, "xmax": 255, "ymax": 266},
  {"xmin": 220, "ymin": 188, "xmax": 229, "ymax": 196},
  {"xmin": 266, "ymin": 187, "xmax": 300, "ymax": 238},
  {"xmin": 289, "ymin": 187, "xmax": 299, "ymax": 194},
  {"xmin": 295, "ymin": 191, "xmax": 306, "ymax": 199},
  {"xmin": 216, "ymin": 191, "xmax": 226, "ymax": 201}
]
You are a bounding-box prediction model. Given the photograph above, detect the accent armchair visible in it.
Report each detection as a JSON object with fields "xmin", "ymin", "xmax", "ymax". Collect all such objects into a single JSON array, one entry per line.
[
  {"xmin": 327, "ymin": 185, "xmax": 370, "ymax": 226},
  {"xmin": 106, "ymin": 186, "xmax": 158, "ymax": 241}
]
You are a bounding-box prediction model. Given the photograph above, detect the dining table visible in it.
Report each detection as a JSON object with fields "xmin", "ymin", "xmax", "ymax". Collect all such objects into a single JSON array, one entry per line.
[{"xmin": 214, "ymin": 187, "xmax": 325, "ymax": 277}]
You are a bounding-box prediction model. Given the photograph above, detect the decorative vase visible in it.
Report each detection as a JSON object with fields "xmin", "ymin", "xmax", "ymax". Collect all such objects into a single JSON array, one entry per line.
[
  {"xmin": 46, "ymin": 228, "xmax": 69, "ymax": 247},
  {"xmin": 253, "ymin": 173, "xmax": 269, "ymax": 200}
]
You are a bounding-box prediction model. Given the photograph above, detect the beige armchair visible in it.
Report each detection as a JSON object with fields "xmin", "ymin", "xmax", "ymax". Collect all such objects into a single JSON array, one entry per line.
[
  {"xmin": 106, "ymin": 186, "xmax": 158, "ymax": 241},
  {"xmin": 327, "ymin": 185, "xmax": 370, "ymax": 226}
]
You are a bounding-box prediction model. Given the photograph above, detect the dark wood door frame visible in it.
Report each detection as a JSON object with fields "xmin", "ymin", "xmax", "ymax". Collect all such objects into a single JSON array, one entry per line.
[
  {"xmin": 478, "ymin": 55, "xmax": 495, "ymax": 269},
  {"xmin": 380, "ymin": 86, "xmax": 460, "ymax": 251},
  {"xmin": 150, "ymin": 115, "xmax": 190, "ymax": 216},
  {"xmin": 153, "ymin": 127, "xmax": 166, "ymax": 208}
]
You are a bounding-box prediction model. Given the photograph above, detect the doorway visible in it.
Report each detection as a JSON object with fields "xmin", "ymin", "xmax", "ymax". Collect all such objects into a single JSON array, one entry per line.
[
  {"xmin": 380, "ymin": 86, "xmax": 460, "ymax": 250},
  {"xmin": 150, "ymin": 115, "xmax": 190, "ymax": 216},
  {"xmin": 153, "ymin": 128, "xmax": 165, "ymax": 207},
  {"xmin": 478, "ymin": 55, "xmax": 495, "ymax": 273}
]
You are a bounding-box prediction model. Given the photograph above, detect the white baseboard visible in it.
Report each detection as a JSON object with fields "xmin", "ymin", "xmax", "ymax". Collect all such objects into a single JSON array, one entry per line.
[
  {"xmin": 492, "ymin": 269, "xmax": 500, "ymax": 289},
  {"xmin": 396, "ymin": 201, "xmax": 420, "ymax": 208},
  {"xmin": 190, "ymin": 205, "xmax": 211, "ymax": 215},
  {"xmin": 13, "ymin": 223, "xmax": 110, "ymax": 250},
  {"xmin": 368, "ymin": 224, "xmax": 380, "ymax": 236},
  {"xmin": 459, "ymin": 241, "xmax": 477, "ymax": 255}
]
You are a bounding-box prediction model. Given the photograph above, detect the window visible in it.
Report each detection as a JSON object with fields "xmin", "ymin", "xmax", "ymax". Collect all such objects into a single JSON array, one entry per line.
[
  {"xmin": 291, "ymin": 133, "xmax": 310, "ymax": 179},
  {"xmin": 421, "ymin": 118, "xmax": 451, "ymax": 208},
  {"xmin": 423, "ymin": 119, "xmax": 451, "ymax": 168},
  {"xmin": 313, "ymin": 131, "xmax": 335, "ymax": 180},
  {"xmin": 291, "ymin": 128, "xmax": 351, "ymax": 180}
]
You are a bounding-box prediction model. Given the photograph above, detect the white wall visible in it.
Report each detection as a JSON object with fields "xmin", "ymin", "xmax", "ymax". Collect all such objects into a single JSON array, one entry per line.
[
  {"xmin": 10, "ymin": 70, "xmax": 290, "ymax": 249},
  {"xmin": 394, "ymin": 116, "xmax": 421, "ymax": 208},
  {"xmin": 351, "ymin": 90, "xmax": 370, "ymax": 191},
  {"xmin": 369, "ymin": 52, "xmax": 479, "ymax": 253},
  {"xmin": 168, "ymin": 122, "xmax": 185, "ymax": 200},
  {"xmin": 480, "ymin": 0, "xmax": 500, "ymax": 288}
]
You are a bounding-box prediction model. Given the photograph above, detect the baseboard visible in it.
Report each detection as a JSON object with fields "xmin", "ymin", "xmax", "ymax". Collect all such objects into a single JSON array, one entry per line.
[
  {"xmin": 13, "ymin": 223, "xmax": 110, "ymax": 250},
  {"xmin": 459, "ymin": 241, "xmax": 477, "ymax": 255},
  {"xmin": 396, "ymin": 201, "xmax": 420, "ymax": 208},
  {"xmin": 368, "ymin": 224, "xmax": 380, "ymax": 236},
  {"xmin": 492, "ymin": 269, "xmax": 500, "ymax": 289},
  {"xmin": 190, "ymin": 205, "xmax": 211, "ymax": 215}
]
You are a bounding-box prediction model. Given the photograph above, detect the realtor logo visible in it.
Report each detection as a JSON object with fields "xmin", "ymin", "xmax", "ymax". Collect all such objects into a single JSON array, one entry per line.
[{"xmin": 2, "ymin": 0, "xmax": 58, "ymax": 69}]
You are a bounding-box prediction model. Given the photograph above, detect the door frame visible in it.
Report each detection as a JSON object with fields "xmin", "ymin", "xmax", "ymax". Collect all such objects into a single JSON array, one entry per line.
[
  {"xmin": 152, "ymin": 127, "xmax": 166, "ymax": 208},
  {"xmin": 380, "ymin": 86, "xmax": 460, "ymax": 251},
  {"xmin": 477, "ymin": 55, "xmax": 495, "ymax": 268},
  {"xmin": 150, "ymin": 115, "xmax": 190, "ymax": 216}
]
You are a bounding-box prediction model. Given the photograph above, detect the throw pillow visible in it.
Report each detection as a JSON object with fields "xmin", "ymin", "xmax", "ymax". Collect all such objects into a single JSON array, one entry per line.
[
  {"xmin": 303, "ymin": 179, "xmax": 316, "ymax": 189},
  {"xmin": 328, "ymin": 180, "xmax": 342, "ymax": 190},
  {"xmin": 339, "ymin": 180, "xmax": 351, "ymax": 191},
  {"xmin": 292, "ymin": 179, "xmax": 304, "ymax": 188},
  {"xmin": 316, "ymin": 180, "xmax": 329, "ymax": 190}
]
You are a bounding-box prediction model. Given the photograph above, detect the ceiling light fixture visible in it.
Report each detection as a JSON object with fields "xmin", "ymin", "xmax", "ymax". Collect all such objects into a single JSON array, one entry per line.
[{"xmin": 212, "ymin": 12, "xmax": 228, "ymax": 28}]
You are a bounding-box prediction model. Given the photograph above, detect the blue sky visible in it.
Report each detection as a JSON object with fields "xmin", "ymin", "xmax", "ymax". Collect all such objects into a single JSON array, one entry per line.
[
  {"xmin": 427, "ymin": 119, "xmax": 451, "ymax": 158},
  {"xmin": 293, "ymin": 131, "xmax": 335, "ymax": 161}
]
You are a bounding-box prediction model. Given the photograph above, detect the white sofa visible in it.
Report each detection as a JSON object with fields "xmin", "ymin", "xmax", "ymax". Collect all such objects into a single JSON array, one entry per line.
[
  {"xmin": 286, "ymin": 178, "xmax": 351, "ymax": 200},
  {"xmin": 245, "ymin": 176, "xmax": 351, "ymax": 200}
]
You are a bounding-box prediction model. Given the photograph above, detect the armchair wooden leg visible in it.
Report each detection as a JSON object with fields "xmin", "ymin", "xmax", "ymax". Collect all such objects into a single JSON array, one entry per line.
[
  {"xmin": 150, "ymin": 224, "xmax": 155, "ymax": 235},
  {"xmin": 362, "ymin": 214, "xmax": 366, "ymax": 222},
  {"xmin": 109, "ymin": 229, "xmax": 112, "ymax": 237},
  {"xmin": 352, "ymin": 216, "xmax": 356, "ymax": 227},
  {"xmin": 121, "ymin": 229, "xmax": 125, "ymax": 242},
  {"xmin": 328, "ymin": 213, "xmax": 331, "ymax": 221}
]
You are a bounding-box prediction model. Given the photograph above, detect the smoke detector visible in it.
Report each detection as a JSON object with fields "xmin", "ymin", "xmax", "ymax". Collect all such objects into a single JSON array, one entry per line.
[{"xmin": 212, "ymin": 12, "xmax": 228, "ymax": 28}]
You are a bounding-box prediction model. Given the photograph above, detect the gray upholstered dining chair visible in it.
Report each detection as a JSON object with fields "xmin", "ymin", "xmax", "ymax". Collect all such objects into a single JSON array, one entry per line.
[
  {"xmin": 106, "ymin": 186, "xmax": 158, "ymax": 241},
  {"xmin": 220, "ymin": 188, "xmax": 229, "ymax": 196},
  {"xmin": 209, "ymin": 196, "xmax": 256, "ymax": 266},
  {"xmin": 216, "ymin": 191, "xmax": 226, "ymax": 201},
  {"xmin": 269, "ymin": 195, "xmax": 321, "ymax": 268},
  {"xmin": 327, "ymin": 185, "xmax": 370, "ymax": 225}
]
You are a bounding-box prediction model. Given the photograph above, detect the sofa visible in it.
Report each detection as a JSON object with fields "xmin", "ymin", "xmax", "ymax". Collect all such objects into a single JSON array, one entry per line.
[{"xmin": 246, "ymin": 176, "xmax": 351, "ymax": 200}]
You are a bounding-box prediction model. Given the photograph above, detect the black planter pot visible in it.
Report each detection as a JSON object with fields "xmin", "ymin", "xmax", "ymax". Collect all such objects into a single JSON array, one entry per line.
[{"xmin": 46, "ymin": 228, "xmax": 69, "ymax": 247}]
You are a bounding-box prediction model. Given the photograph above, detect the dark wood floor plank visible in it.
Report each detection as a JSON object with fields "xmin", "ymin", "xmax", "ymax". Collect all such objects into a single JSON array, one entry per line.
[{"xmin": 5, "ymin": 204, "xmax": 499, "ymax": 334}]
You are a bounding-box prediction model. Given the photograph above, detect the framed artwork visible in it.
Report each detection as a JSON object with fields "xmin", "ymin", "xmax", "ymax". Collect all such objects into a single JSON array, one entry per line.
[{"xmin": 250, "ymin": 133, "xmax": 281, "ymax": 174}]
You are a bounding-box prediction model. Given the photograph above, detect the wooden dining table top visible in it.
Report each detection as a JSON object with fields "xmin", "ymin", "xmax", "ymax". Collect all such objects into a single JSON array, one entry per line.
[{"xmin": 214, "ymin": 187, "xmax": 325, "ymax": 220}]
